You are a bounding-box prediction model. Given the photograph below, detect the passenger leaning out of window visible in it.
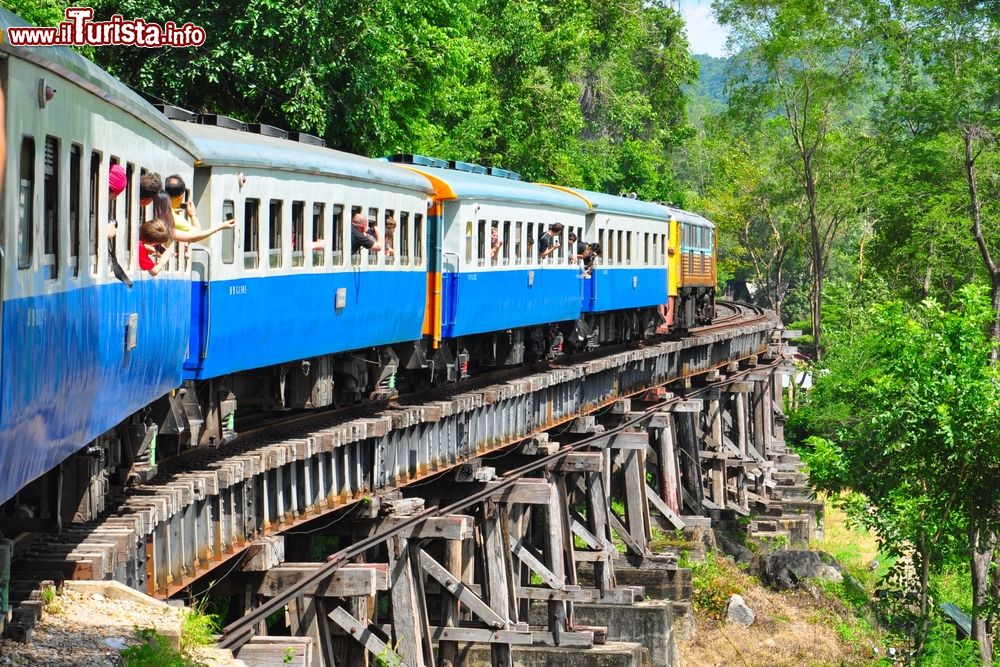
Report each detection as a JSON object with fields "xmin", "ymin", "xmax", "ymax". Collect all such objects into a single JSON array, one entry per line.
[
  {"xmin": 538, "ymin": 223, "xmax": 564, "ymax": 259},
  {"xmin": 581, "ymin": 242, "xmax": 602, "ymax": 278},
  {"xmin": 568, "ymin": 232, "xmax": 586, "ymax": 262},
  {"xmin": 163, "ymin": 174, "xmax": 235, "ymax": 243},
  {"xmin": 491, "ymin": 225, "xmax": 503, "ymax": 263},
  {"xmin": 138, "ymin": 193, "xmax": 176, "ymax": 276},
  {"xmin": 351, "ymin": 213, "xmax": 382, "ymax": 254},
  {"xmin": 107, "ymin": 164, "xmax": 133, "ymax": 288}
]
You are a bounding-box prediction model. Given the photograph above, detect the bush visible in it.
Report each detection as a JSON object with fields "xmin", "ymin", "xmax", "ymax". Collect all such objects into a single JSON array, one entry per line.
[{"xmin": 689, "ymin": 553, "xmax": 748, "ymax": 619}]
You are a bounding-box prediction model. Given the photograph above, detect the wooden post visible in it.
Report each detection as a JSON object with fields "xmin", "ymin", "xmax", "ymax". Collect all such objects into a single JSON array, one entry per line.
[
  {"xmin": 543, "ymin": 477, "xmax": 568, "ymax": 643},
  {"xmin": 676, "ymin": 412, "xmax": 704, "ymax": 514},
  {"xmin": 439, "ymin": 540, "xmax": 462, "ymax": 667},
  {"xmin": 480, "ymin": 504, "xmax": 514, "ymax": 667},
  {"xmin": 621, "ymin": 448, "xmax": 651, "ymax": 550},
  {"xmin": 389, "ymin": 535, "xmax": 428, "ymax": 667},
  {"xmin": 708, "ymin": 396, "xmax": 726, "ymax": 507},
  {"xmin": 585, "ymin": 470, "xmax": 616, "ymax": 596},
  {"xmin": 657, "ymin": 416, "xmax": 681, "ymax": 514}
]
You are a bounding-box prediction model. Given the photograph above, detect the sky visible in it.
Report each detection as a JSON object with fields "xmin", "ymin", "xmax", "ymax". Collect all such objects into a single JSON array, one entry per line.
[{"xmin": 678, "ymin": 0, "xmax": 729, "ymax": 57}]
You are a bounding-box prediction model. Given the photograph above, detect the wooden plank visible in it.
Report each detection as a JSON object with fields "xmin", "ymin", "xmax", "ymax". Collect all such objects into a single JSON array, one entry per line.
[
  {"xmin": 509, "ymin": 537, "xmax": 564, "ymax": 590},
  {"xmin": 481, "ymin": 510, "xmax": 514, "ymax": 666},
  {"xmin": 644, "ymin": 484, "xmax": 685, "ymax": 530},
  {"xmin": 665, "ymin": 399, "xmax": 703, "ymax": 413},
  {"xmin": 584, "ymin": 471, "xmax": 615, "ymax": 595},
  {"xmin": 516, "ymin": 586, "xmax": 596, "ymax": 602},
  {"xmin": 418, "ymin": 549, "xmax": 505, "ymax": 629},
  {"xmin": 327, "ymin": 607, "xmax": 402, "ymax": 665},
  {"xmin": 568, "ymin": 514, "xmax": 603, "ymax": 551},
  {"xmin": 259, "ymin": 565, "xmax": 382, "ymax": 598},
  {"xmin": 485, "ymin": 481, "xmax": 550, "ymax": 505},
  {"xmin": 556, "ymin": 452, "xmax": 604, "ymax": 473},
  {"xmin": 429, "ymin": 627, "xmax": 533, "ymax": 645},
  {"xmin": 388, "ymin": 536, "xmax": 426, "ymax": 667},
  {"xmin": 607, "ymin": 513, "xmax": 645, "ymax": 556},
  {"xmin": 608, "ymin": 431, "xmax": 648, "ymax": 451}
]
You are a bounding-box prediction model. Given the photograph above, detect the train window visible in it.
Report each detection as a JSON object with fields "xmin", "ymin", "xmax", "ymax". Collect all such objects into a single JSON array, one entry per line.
[
  {"xmin": 616, "ymin": 230, "xmax": 624, "ymax": 265},
  {"xmin": 123, "ymin": 162, "xmax": 134, "ymax": 267},
  {"xmin": 221, "ymin": 200, "xmax": 235, "ymax": 264},
  {"xmin": 477, "ymin": 220, "xmax": 487, "ymax": 267},
  {"xmin": 292, "ymin": 201, "xmax": 305, "ymax": 267},
  {"xmin": 88, "ymin": 151, "xmax": 100, "ymax": 273},
  {"xmin": 605, "ymin": 229, "xmax": 613, "ymax": 266},
  {"xmin": 625, "ymin": 231, "xmax": 632, "ymax": 266},
  {"xmin": 331, "ymin": 204, "xmax": 343, "ymax": 265},
  {"xmin": 644, "ymin": 233, "xmax": 650, "ymax": 265},
  {"xmin": 464, "ymin": 221, "xmax": 473, "ymax": 263},
  {"xmin": 661, "ymin": 233, "xmax": 666, "ymax": 262},
  {"xmin": 269, "ymin": 199, "xmax": 283, "ymax": 268},
  {"xmin": 108, "ymin": 157, "xmax": 120, "ymax": 222},
  {"xmin": 598, "ymin": 229, "xmax": 605, "ymax": 265},
  {"xmin": 384, "ymin": 209, "xmax": 396, "ymax": 266},
  {"xmin": 351, "ymin": 206, "xmax": 364, "ymax": 266},
  {"xmin": 527, "ymin": 223, "xmax": 535, "ymax": 261},
  {"xmin": 414, "ymin": 213, "xmax": 423, "ymax": 265},
  {"xmin": 43, "ymin": 137, "xmax": 59, "ymax": 280},
  {"xmin": 17, "ymin": 137, "xmax": 35, "ymax": 269},
  {"xmin": 312, "ymin": 203, "xmax": 326, "ymax": 267},
  {"xmin": 651, "ymin": 233, "xmax": 657, "ymax": 266},
  {"xmin": 515, "ymin": 222, "xmax": 523, "ymax": 264},
  {"xmin": 502, "ymin": 221, "xmax": 511, "ymax": 264},
  {"xmin": 367, "ymin": 207, "xmax": 379, "ymax": 263},
  {"xmin": 399, "ymin": 211, "xmax": 410, "ymax": 265},
  {"xmin": 244, "ymin": 198, "xmax": 260, "ymax": 270},
  {"xmin": 69, "ymin": 145, "xmax": 82, "ymax": 276}
]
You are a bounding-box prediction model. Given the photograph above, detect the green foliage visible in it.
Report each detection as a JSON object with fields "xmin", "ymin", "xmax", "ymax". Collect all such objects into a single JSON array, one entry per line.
[
  {"xmin": 798, "ymin": 436, "xmax": 848, "ymax": 492},
  {"xmin": 181, "ymin": 603, "xmax": 219, "ymax": 652},
  {"xmin": 689, "ymin": 553, "xmax": 748, "ymax": 619},
  {"xmin": 919, "ymin": 618, "xmax": 982, "ymax": 667},
  {"xmin": 121, "ymin": 628, "xmax": 204, "ymax": 667}
]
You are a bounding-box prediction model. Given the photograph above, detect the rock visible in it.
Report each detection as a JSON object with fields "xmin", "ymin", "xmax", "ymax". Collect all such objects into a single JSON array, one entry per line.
[
  {"xmin": 726, "ymin": 594, "xmax": 755, "ymax": 627},
  {"xmin": 102, "ymin": 637, "xmax": 127, "ymax": 650},
  {"xmin": 815, "ymin": 564, "xmax": 843, "ymax": 582},
  {"xmin": 90, "ymin": 593, "xmax": 105, "ymax": 602},
  {"xmin": 716, "ymin": 532, "xmax": 756, "ymax": 566}
]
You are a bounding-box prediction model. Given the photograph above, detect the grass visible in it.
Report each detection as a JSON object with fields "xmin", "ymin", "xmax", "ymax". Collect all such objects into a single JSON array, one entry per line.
[{"xmin": 120, "ymin": 601, "xmax": 218, "ymax": 667}]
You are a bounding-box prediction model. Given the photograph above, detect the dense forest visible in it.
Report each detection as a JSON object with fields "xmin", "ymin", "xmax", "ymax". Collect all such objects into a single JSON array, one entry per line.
[{"xmin": 7, "ymin": 0, "xmax": 1000, "ymax": 662}]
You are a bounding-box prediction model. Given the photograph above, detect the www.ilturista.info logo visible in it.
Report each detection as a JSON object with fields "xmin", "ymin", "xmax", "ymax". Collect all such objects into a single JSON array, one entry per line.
[{"xmin": 2, "ymin": 7, "xmax": 206, "ymax": 47}]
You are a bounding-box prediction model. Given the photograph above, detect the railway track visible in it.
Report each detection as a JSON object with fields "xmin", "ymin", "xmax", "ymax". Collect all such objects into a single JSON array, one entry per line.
[{"xmin": 1, "ymin": 301, "xmax": 781, "ymax": 650}]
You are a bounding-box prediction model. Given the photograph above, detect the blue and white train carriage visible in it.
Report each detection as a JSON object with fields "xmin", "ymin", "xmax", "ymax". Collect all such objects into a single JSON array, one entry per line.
[
  {"xmin": 0, "ymin": 7, "xmax": 198, "ymax": 511},
  {"xmin": 174, "ymin": 120, "xmax": 434, "ymax": 443}
]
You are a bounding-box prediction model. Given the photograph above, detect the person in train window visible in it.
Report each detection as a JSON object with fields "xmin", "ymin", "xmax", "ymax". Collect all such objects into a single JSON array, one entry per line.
[
  {"xmin": 538, "ymin": 223, "xmax": 564, "ymax": 259},
  {"xmin": 581, "ymin": 242, "xmax": 602, "ymax": 278},
  {"xmin": 162, "ymin": 174, "xmax": 235, "ymax": 243},
  {"xmin": 107, "ymin": 164, "xmax": 134, "ymax": 288},
  {"xmin": 139, "ymin": 171, "xmax": 162, "ymax": 207},
  {"xmin": 490, "ymin": 225, "xmax": 503, "ymax": 263},
  {"xmin": 568, "ymin": 232, "xmax": 585, "ymax": 262},
  {"xmin": 351, "ymin": 213, "xmax": 382, "ymax": 254},
  {"xmin": 384, "ymin": 215, "xmax": 397, "ymax": 258},
  {"xmin": 137, "ymin": 220, "xmax": 175, "ymax": 276}
]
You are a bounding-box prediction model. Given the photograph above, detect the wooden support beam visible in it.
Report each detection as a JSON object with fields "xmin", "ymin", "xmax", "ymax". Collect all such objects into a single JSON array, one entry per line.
[
  {"xmin": 259, "ymin": 564, "xmax": 387, "ymax": 598},
  {"xmin": 418, "ymin": 549, "xmax": 505, "ymax": 629},
  {"xmin": 484, "ymin": 480, "xmax": 550, "ymax": 505},
  {"xmin": 480, "ymin": 507, "xmax": 514, "ymax": 666},
  {"xmin": 509, "ymin": 537, "xmax": 564, "ymax": 591},
  {"xmin": 665, "ymin": 399, "xmax": 703, "ymax": 413},
  {"xmin": 644, "ymin": 484, "xmax": 685, "ymax": 530},
  {"xmin": 328, "ymin": 607, "xmax": 401, "ymax": 665},
  {"xmin": 429, "ymin": 628, "xmax": 533, "ymax": 645},
  {"xmin": 388, "ymin": 536, "xmax": 428, "ymax": 667},
  {"xmin": 556, "ymin": 452, "xmax": 604, "ymax": 473}
]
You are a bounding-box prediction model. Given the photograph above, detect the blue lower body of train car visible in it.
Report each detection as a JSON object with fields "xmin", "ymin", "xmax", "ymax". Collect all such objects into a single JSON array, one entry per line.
[
  {"xmin": 583, "ymin": 267, "xmax": 669, "ymax": 313},
  {"xmin": 440, "ymin": 267, "xmax": 582, "ymax": 339},
  {"xmin": 0, "ymin": 277, "xmax": 191, "ymax": 504},
  {"xmin": 185, "ymin": 271, "xmax": 428, "ymax": 379}
]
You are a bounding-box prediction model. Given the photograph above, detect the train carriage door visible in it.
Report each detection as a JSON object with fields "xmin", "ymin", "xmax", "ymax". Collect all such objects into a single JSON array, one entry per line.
[{"xmin": 186, "ymin": 167, "xmax": 213, "ymax": 368}]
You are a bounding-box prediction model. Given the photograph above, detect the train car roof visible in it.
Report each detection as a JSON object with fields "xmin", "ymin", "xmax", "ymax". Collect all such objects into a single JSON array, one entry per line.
[
  {"xmin": 540, "ymin": 185, "xmax": 669, "ymax": 221},
  {"xmin": 408, "ymin": 167, "xmax": 590, "ymax": 213},
  {"xmin": 0, "ymin": 8, "xmax": 200, "ymax": 159},
  {"xmin": 663, "ymin": 205, "xmax": 715, "ymax": 228},
  {"xmin": 180, "ymin": 122, "xmax": 433, "ymax": 192}
]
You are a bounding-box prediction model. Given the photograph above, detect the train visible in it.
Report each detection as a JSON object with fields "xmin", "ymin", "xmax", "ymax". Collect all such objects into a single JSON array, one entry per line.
[{"xmin": 0, "ymin": 7, "xmax": 716, "ymax": 529}]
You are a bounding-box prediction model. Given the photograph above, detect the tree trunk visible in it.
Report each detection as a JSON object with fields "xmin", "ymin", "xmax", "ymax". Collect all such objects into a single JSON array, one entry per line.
[
  {"xmin": 971, "ymin": 522, "xmax": 995, "ymax": 666},
  {"xmin": 802, "ymin": 152, "xmax": 823, "ymax": 359},
  {"xmin": 914, "ymin": 531, "xmax": 932, "ymax": 657}
]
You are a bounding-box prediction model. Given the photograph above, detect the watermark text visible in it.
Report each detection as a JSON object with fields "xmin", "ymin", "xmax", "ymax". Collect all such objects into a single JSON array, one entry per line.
[{"xmin": 4, "ymin": 8, "xmax": 206, "ymax": 48}]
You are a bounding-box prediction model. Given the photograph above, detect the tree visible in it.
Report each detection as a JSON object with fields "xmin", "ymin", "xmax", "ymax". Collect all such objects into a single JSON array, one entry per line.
[
  {"xmin": 714, "ymin": 0, "xmax": 870, "ymax": 357},
  {"xmin": 792, "ymin": 286, "xmax": 1000, "ymax": 658}
]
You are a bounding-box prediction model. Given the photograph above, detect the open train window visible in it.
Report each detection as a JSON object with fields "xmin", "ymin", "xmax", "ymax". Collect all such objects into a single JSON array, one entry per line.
[
  {"xmin": 17, "ymin": 137, "xmax": 35, "ymax": 269},
  {"xmin": 244, "ymin": 199, "xmax": 260, "ymax": 270},
  {"xmin": 221, "ymin": 200, "xmax": 235, "ymax": 264},
  {"xmin": 625, "ymin": 231, "xmax": 632, "ymax": 266},
  {"xmin": 312, "ymin": 203, "xmax": 326, "ymax": 267},
  {"xmin": 661, "ymin": 233, "xmax": 666, "ymax": 262},
  {"xmin": 617, "ymin": 230, "xmax": 624, "ymax": 265},
  {"xmin": 69, "ymin": 145, "xmax": 82, "ymax": 276},
  {"xmin": 122, "ymin": 162, "xmax": 134, "ymax": 267},
  {"xmin": 399, "ymin": 212, "xmax": 410, "ymax": 265},
  {"xmin": 502, "ymin": 221, "xmax": 511, "ymax": 265},
  {"xmin": 292, "ymin": 201, "xmax": 305, "ymax": 267},
  {"xmin": 43, "ymin": 137, "xmax": 59, "ymax": 280},
  {"xmin": 88, "ymin": 151, "xmax": 100, "ymax": 273},
  {"xmin": 527, "ymin": 222, "xmax": 536, "ymax": 262},
  {"xmin": 331, "ymin": 204, "xmax": 343, "ymax": 265},
  {"xmin": 515, "ymin": 222, "xmax": 523, "ymax": 264},
  {"xmin": 367, "ymin": 207, "xmax": 379, "ymax": 263},
  {"xmin": 384, "ymin": 209, "xmax": 396, "ymax": 266},
  {"xmin": 603, "ymin": 229, "xmax": 611, "ymax": 266},
  {"xmin": 477, "ymin": 219, "xmax": 487, "ymax": 267},
  {"xmin": 644, "ymin": 233, "xmax": 650, "ymax": 265},
  {"xmin": 269, "ymin": 199, "xmax": 283, "ymax": 268},
  {"xmin": 414, "ymin": 213, "xmax": 423, "ymax": 265}
]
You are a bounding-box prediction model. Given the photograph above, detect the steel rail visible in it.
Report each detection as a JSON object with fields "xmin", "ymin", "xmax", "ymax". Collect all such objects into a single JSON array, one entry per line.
[{"xmin": 219, "ymin": 347, "xmax": 782, "ymax": 650}]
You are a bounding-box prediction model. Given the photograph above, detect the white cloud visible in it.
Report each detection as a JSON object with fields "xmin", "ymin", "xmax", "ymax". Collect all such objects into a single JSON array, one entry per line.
[{"xmin": 679, "ymin": 0, "xmax": 729, "ymax": 57}]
